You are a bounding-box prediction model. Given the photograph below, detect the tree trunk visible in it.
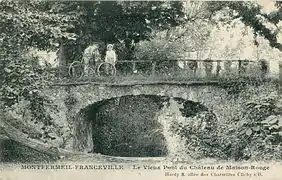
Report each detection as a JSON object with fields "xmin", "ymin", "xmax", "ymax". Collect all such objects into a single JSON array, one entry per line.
[
  {"xmin": 0, "ymin": 117, "xmax": 73, "ymax": 158},
  {"xmin": 279, "ymin": 61, "xmax": 282, "ymax": 94},
  {"xmin": 58, "ymin": 44, "xmax": 66, "ymax": 67}
]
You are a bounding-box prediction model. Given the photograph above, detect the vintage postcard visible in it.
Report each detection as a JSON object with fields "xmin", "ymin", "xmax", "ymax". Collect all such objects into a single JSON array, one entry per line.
[{"xmin": 0, "ymin": 0, "xmax": 282, "ymax": 180}]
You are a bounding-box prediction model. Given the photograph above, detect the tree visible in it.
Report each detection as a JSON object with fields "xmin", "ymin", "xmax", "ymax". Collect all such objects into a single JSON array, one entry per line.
[
  {"xmin": 0, "ymin": 0, "xmax": 191, "ymax": 157},
  {"xmin": 0, "ymin": 0, "xmax": 77, "ymax": 157},
  {"xmin": 2, "ymin": 0, "xmax": 282, "ymax": 159}
]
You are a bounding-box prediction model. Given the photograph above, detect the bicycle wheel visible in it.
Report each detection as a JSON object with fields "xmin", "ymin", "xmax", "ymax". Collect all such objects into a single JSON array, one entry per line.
[
  {"xmin": 97, "ymin": 62, "xmax": 116, "ymax": 76},
  {"xmin": 68, "ymin": 61, "xmax": 84, "ymax": 78}
]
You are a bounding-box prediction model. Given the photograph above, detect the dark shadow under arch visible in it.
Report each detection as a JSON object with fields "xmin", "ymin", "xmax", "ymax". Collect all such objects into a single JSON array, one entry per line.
[{"xmin": 73, "ymin": 94, "xmax": 217, "ymax": 157}]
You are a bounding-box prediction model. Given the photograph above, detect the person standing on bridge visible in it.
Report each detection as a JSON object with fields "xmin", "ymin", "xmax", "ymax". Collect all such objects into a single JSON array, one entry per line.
[
  {"xmin": 104, "ymin": 44, "xmax": 117, "ymax": 74},
  {"xmin": 83, "ymin": 43, "xmax": 101, "ymax": 75}
]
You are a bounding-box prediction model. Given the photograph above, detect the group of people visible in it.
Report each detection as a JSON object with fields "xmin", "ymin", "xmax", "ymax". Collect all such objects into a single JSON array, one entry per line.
[{"xmin": 83, "ymin": 43, "xmax": 117, "ymax": 75}]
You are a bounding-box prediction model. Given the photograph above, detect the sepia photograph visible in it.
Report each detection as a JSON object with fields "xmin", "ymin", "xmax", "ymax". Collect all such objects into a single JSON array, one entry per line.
[{"xmin": 0, "ymin": 0, "xmax": 282, "ymax": 179}]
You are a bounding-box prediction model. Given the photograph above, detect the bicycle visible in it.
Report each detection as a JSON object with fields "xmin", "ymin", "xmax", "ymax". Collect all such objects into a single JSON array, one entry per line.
[
  {"xmin": 97, "ymin": 62, "xmax": 117, "ymax": 76},
  {"xmin": 68, "ymin": 60, "xmax": 117, "ymax": 78},
  {"xmin": 68, "ymin": 60, "xmax": 96, "ymax": 78}
]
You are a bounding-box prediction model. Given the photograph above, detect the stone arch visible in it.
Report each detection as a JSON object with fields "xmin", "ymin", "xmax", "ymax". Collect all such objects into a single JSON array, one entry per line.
[
  {"xmin": 68, "ymin": 83, "xmax": 229, "ymax": 117},
  {"xmin": 45, "ymin": 83, "xmax": 231, "ymax": 153},
  {"xmin": 72, "ymin": 92, "xmax": 220, "ymax": 156}
]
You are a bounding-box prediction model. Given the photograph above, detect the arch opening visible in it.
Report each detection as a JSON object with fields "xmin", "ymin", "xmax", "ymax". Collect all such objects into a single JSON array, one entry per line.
[{"xmin": 73, "ymin": 94, "xmax": 217, "ymax": 158}]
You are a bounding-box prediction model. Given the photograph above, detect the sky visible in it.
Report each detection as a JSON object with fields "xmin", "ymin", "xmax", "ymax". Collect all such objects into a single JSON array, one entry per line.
[
  {"xmin": 258, "ymin": 0, "xmax": 278, "ymax": 14},
  {"xmin": 202, "ymin": 0, "xmax": 281, "ymax": 74}
]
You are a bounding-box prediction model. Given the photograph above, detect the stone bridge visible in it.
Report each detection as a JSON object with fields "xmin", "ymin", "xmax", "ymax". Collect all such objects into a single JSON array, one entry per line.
[
  {"xmin": 49, "ymin": 81, "xmax": 229, "ymax": 116},
  {"xmin": 44, "ymin": 80, "xmax": 276, "ymax": 155}
]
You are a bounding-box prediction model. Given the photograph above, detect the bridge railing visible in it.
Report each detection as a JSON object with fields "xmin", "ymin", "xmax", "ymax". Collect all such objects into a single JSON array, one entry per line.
[
  {"xmin": 116, "ymin": 59, "xmax": 262, "ymax": 77},
  {"xmin": 48, "ymin": 59, "xmax": 274, "ymax": 82}
]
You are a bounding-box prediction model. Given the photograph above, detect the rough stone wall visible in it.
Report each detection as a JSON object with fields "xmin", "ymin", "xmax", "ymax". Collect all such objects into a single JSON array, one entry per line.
[
  {"xmin": 44, "ymin": 83, "xmax": 230, "ymax": 151},
  {"xmin": 63, "ymin": 84, "xmax": 229, "ymax": 115},
  {"xmin": 44, "ymin": 82, "xmax": 278, "ymax": 152}
]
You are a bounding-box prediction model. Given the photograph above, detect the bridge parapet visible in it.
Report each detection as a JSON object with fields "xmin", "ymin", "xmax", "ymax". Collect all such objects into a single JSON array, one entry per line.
[{"xmin": 46, "ymin": 59, "xmax": 277, "ymax": 84}]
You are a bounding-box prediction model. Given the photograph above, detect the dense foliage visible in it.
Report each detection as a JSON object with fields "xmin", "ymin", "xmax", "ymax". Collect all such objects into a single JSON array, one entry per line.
[
  {"xmin": 174, "ymin": 84, "xmax": 282, "ymax": 161},
  {"xmin": 0, "ymin": 0, "xmax": 75, "ymax": 149},
  {"xmin": 0, "ymin": 0, "xmax": 282, "ymax": 161}
]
